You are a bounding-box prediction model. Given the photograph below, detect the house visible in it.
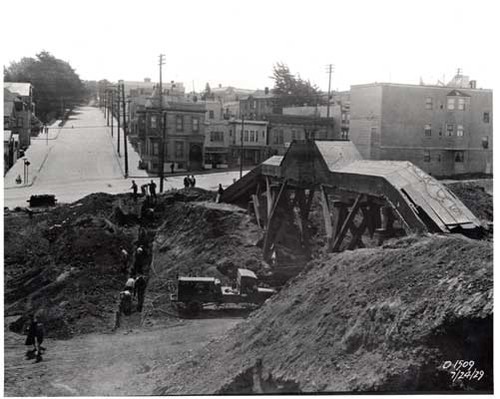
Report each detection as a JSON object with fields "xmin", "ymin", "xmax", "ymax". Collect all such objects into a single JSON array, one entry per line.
[
  {"xmin": 228, "ymin": 119, "xmax": 269, "ymax": 167},
  {"xmin": 4, "ymin": 130, "xmax": 20, "ymax": 175},
  {"xmin": 239, "ymin": 88, "xmax": 276, "ymax": 119},
  {"xmin": 210, "ymin": 85, "xmax": 254, "ymax": 103},
  {"xmin": 136, "ymin": 94, "xmax": 206, "ymax": 172},
  {"xmin": 349, "ymin": 74, "xmax": 493, "ymax": 177},
  {"xmin": 4, "ymin": 83, "xmax": 35, "ymax": 148},
  {"xmin": 266, "ymin": 114, "xmax": 336, "ymax": 155},
  {"xmin": 204, "ymin": 120, "xmax": 231, "ymax": 168}
]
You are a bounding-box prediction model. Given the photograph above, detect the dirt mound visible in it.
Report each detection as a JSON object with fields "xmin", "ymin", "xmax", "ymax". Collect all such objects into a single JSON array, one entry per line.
[
  {"xmin": 156, "ymin": 234, "xmax": 492, "ymax": 394},
  {"xmin": 446, "ymin": 182, "xmax": 493, "ymax": 222},
  {"xmin": 4, "ymin": 193, "xmax": 141, "ymax": 338}
]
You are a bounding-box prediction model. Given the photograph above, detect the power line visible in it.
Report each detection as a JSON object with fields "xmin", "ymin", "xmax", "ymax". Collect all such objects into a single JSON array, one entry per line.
[{"xmin": 158, "ymin": 54, "xmax": 166, "ymax": 193}]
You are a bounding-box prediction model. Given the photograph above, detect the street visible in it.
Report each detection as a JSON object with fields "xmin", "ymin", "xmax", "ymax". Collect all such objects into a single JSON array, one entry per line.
[{"xmin": 3, "ymin": 106, "xmax": 247, "ymax": 209}]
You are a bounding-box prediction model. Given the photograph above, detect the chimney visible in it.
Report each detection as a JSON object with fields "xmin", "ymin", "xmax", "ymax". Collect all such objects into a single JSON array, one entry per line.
[
  {"xmin": 265, "ymin": 87, "xmax": 269, "ymax": 95},
  {"xmin": 470, "ymin": 80, "xmax": 477, "ymax": 89},
  {"xmin": 144, "ymin": 77, "xmax": 151, "ymax": 83}
]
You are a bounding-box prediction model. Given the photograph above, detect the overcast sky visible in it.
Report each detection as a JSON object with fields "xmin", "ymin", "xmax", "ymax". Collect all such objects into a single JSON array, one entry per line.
[{"xmin": 1, "ymin": 0, "xmax": 498, "ymax": 92}]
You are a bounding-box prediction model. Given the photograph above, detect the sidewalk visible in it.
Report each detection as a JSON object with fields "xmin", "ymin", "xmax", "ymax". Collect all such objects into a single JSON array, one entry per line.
[{"xmin": 4, "ymin": 120, "xmax": 63, "ymax": 189}]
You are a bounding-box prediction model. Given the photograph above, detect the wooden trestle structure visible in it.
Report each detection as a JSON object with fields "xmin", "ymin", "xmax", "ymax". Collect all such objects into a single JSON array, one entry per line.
[{"xmin": 221, "ymin": 140, "xmax": 482, "ymax": 262}]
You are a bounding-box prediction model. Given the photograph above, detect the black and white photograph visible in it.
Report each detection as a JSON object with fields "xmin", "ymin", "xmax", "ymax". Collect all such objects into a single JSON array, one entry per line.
[{"xmin": 1, "ymin": 0, "xmax": 496, "ymax": 395}]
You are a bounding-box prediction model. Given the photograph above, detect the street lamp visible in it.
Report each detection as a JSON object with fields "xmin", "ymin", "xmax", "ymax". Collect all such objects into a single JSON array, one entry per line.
[{"xmin": 23, "ymin": 158, "xmax": 30, "ymax": 185}]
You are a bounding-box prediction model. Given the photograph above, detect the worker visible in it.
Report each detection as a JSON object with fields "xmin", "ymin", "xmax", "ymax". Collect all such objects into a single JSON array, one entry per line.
[
  {"xmin": 134, "ymin": 275, "xmax": 147, "ymax": 312},
  {"xmin": 134, "ymin": 246, "xmax": 144, "ymax": 274},
  {"xmin": 170, "ymin": 163, "xmax": 175, "ymax": 174},
  {"xmin": 130, "ymin": 180, "xmax": 138, "ymax": 202},
  {"xmin": 183, "ymin": 175, "xmax": 190, "ymax": 188},
  {"xmin": 149, "ymin": 180, "xmax": 157, "ymax": 200},
  {"xmin": 120, "ymin": 248, "xmax": 129, "ymax": 273},
  {"xmin": 216, "ymin": 184, "xmax": 224, "ymax": 203},
  {"xmin": 24, "ymin": 314, "xmax": 45, "ymax": 362},
  {"xmin": 140, "ymin": 183, "xmax": 149, "ymax": 197},
  {"xmin": 190, "ymin": 175, "xmax": 196, "ymax": 187},
  {"xmin": 120, "ymin": 290, "xmax": 132, "ymax": 315},
  {"xmin": 124, "ymin": 275, "xmax": 135, "ymax": 293}
]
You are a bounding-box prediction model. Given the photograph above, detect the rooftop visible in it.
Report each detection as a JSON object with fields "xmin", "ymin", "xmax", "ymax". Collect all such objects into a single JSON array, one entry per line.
[
  {"xmin": 351, "ymin": 81, "xmax": 491, "ymax": 92},
  {"xmin": 4, "ymin": 82, "xmax": 32, "ymax": 97}
]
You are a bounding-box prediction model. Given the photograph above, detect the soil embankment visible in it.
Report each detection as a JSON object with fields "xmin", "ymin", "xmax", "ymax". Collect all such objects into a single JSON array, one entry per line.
[{"xmin": 156, "ymin": 234, "xmax": 493, "ymax": 394}]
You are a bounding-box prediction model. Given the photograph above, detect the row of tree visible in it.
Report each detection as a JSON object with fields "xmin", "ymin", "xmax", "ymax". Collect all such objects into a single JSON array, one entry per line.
[{"xmin": 4, "ymin": 51, "xmax": 88, "ymax": 122}]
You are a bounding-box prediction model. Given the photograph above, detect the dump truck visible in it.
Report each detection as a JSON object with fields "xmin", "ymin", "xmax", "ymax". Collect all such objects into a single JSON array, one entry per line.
[{"xmin": 170, "ymin": 268, "xmax": 276, "ymax": 314}]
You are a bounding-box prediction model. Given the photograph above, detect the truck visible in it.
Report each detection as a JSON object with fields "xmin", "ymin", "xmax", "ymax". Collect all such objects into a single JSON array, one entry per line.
[{"xmin": 170, "ymin": 268, "xmax": 276, "ymax": 315}]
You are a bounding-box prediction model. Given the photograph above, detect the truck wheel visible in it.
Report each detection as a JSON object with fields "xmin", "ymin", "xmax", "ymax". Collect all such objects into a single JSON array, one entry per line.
[{"xmin": 187, "ymin": 301, "xmax": 202, "ymax": 315}]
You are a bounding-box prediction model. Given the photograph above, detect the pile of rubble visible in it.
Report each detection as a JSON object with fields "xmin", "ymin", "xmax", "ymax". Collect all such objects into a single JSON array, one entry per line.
[{"xmin": 156, "ymin": 234, "xmax": 492, "ymax": 394}]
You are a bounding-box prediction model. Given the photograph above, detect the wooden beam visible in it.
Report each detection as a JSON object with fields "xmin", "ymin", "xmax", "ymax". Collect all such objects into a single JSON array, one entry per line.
[
  {"xmin": 251, "ymin": 194, "xmax": 262, "ymax": 229},
  {"xmin": 347, "ymin": 206, "xmax": 370, "ymax": 250},
  {"xmin": 332, "ymin": 194, "xmax": 363, "ymax": 252},
  {"xmin": 265, "ymin": 177, "xmax": 274, "ymax": 218},
  {"xmin": 320, "ymin": 185, "xmax": 334, "ymax": 251},
  {"xmin": 263, "ymin": 180, "xmax": 288, "ymax": 260}
]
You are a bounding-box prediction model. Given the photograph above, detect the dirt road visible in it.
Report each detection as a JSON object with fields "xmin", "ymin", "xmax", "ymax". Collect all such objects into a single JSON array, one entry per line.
[{"xmin": 4, "ymin": 317, "xmax": 240, "ymax": 396}]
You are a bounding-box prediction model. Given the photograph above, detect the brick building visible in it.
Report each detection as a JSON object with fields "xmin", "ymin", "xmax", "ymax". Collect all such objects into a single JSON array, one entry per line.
[{"xmin": 349, "ymin": 79, "xmax": 493, "ymax": 177}]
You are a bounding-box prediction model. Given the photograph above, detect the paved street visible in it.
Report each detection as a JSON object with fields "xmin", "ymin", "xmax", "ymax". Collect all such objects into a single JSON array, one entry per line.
[{"xmin": 3, "ymin": 106, "xmax": 247, "ymax": 209}]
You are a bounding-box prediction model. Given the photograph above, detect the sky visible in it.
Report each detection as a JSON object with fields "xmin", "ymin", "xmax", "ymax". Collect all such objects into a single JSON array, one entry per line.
[{"xmin": 1, "ymin": 0, "xmax": 499, "ymax": 92}]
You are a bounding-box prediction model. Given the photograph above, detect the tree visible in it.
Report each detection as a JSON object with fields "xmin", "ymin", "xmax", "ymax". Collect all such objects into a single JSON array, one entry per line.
[
  {"xmin": 4, "ymin": 51, "xmax": 85, "ymax": 122},
  {"xmin": 270, "ymin": 62, "xmax": 321, "ymax": 110}
]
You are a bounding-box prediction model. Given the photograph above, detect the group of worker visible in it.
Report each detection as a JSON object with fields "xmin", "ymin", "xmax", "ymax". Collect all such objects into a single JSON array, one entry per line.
[
  {"xmin": 120, "ymin": 274, "xmax": 147, "ymax": 315},
  {"xmin": 130, "ymin": 180, "xmax": 157, "ymax": 203},
  {"xmin": 183, "ymin": 175, "xmax": 197, "ymax": 188}
]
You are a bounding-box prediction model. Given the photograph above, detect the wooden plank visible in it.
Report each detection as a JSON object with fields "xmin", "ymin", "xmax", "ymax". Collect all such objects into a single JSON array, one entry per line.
[
  {"xmin": 263, "ymin": 180, "xmax": 287, "ymax": 260},
  {"xmin": 251, "ymin": 194, "xmax": 262, "ymax": 229},
  {"xmin": 320, "ymin": 185, "xmax": 334, "ymax": 251},
  {"xmin": 332, "ymin": 194, "xmax": 363, "ymax": 252},
  {"xmin": 347, "ymin": 206, "xmax": 369, "ymax": 250},
  {"xmin": 265, "ymin": 177, "xmax": 274, "ymax": 218}
]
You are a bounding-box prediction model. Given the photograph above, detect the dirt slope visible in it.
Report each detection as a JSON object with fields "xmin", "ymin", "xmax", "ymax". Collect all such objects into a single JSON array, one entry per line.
[
  {"xmin": 446, "ymin": 182, "xmax": 493, "ymax": 222},
  {"xmin": 156, "ymin": 234, "xmax": 492, "ymax": 394}
]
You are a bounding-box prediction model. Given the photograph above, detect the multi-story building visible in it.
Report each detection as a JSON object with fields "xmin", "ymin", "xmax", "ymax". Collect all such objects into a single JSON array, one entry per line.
[
  {"xmin": 204, "ymin": 120, "xmax": 231, "ymax": 168},
  {"xmin": 266, "ymin": 114, "xmax": 336, "ymax": 155},
  {"xmin": 239, "ymin": 88, "xmax": 276, "ymax": 119},
  {"xmin": 210, "ymin": 85, "xmax": 254, "ymax": 103},
  {"xmin": 228, "ymin": 119, "xmax": 269, "ymax": 167},
  {"xmin": 136, "ymin": 95, "xmax": 206, "ymax": 172},
  {"xmin": 4, "ymin": 82, "xmax": 35, "ymax": 148},
  {"xmin": 349, "ymin": 76, "xmax": 493, "ymax": 177}
]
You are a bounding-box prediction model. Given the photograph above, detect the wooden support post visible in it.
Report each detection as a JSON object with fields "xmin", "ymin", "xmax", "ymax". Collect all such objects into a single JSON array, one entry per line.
[
  {"xmin": 265, "ymin": 177, "xmax": 274, "ymax": 219},
  {"xmin": 333, "ymin": 201, "xmax": 349, "ymax": 238},
  {"xmin": 251, "ymin": 194, "xmax": 262, "ymax": 229},
  {"xmin": 263, "ymin": 180, "xmax": 287, "ymax": 260},
  {"xmin": 332, "ymin": 194, "xmax": 363, "ymax": 252},
  {"xmin": 347, "ymin": 206, "xmax": 370, "ymax": 250},
  {"xmin": 320, "ymin": 185, "xmax": 334, "ymax": 251}
]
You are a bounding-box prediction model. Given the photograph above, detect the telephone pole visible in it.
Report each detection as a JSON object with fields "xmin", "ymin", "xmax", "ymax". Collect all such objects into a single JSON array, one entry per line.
[
  {"xmin": 117, "ymin": 84, "xmax": 121, "ymax": 156},
  {"xmin": 158, "ymin": 54, "xmax": 166, "ymax": 192},
  {"xmin": 121, "ymin": 81, "xmax": 129, "ymax": 177},
  {"xmin": 240, "ymin": 115, "xmax": 245, "ymax": 179},
  {"xmin": 325, "ymin": 64, "xmax": 335, "ymax": 119},
  {"xmin": 110, "ymin": 89, "xmax": 114, "ymax": 137}
]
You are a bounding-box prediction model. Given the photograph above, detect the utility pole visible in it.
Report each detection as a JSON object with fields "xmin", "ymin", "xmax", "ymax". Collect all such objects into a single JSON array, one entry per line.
[
  {"xmin": 110, "ymin": 90, "xmax": 114, "ymax": 137},
  {"xmin": 117, "ymin": 85, "xmax": 121, "ymax": 156},
  {"xmin": 325, "ymin": 64, "xmax": 335, "ymax": 119},
  {"xmin": 240, "ymin": 115, "xmax": 245, "ymax": 179},
  {"xmin": 121, "ymin": 81, "xmax": 129, "ymax": 177},
  {"xmin": 158, "ymin": 54, "xmax": 166, "ymax": 192}
]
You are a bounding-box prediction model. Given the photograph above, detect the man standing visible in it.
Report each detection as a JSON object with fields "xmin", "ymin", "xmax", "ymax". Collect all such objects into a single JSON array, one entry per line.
[
  {"xmin": 120, "ymin": 248, "xmax": 129, "ymax": 273},
  {"xmin": 134, "ymin": 275, "xmax": 147, "ymax": 312},
  {"xmin": 131, "ymin": 180, "xmax": 138, "ymax": 202},
  {"xmin": 190, "ymin": 175, "xmax": 196, "ymax": 187},
  {"xmin": 183, "ymin": 175, "xmax": 190, "ymax": 188},
  {"xmin": 149, "ymin": 180, "xmax": 157, "ymax": 200},
  {"xmin": 24, "ymin": 314, "xmax": 45, "ymax": 362},
  {"xmin": 134, "ymin": 246, "xmax": 144, "ymax": 274},
  {"xmin": 125, "ymin": 275, "xmax": 135, "ymax": 293},
  {"xmin": 170, "ymin": 163, "xmax": 175, "ymax": 174},
  {"xmin": 216, "ymin": 183, "xmax": 224, "ymax": 203}
]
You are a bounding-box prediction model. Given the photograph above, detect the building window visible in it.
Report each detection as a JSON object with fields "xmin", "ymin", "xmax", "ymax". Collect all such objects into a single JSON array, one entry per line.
[
  {"xmin": 277, "ymin": 129, "xmax": 284, "ymax": 144},
  {"xmin": 458, "ymin": 98, "xmax": 466, "ymax": 111},
  {"xmin": 210, "ymin": 131, "xmax": 223, "ymax": 142},
  {"xmin": 457, "ymin": 125, "xmax": 464, "ymax": 137},
  {"xmin": 209, "ymin": 110, "xmax": 214, "ymax": 119},
  {"xmin": 192, "ymin": 117, "xmax": 199, "ymax": 132},
  {"xmin": 291, "ymin": 129, "xmax": 296, "ymax": 140},
  {"xmin": 175, "ymin": 141, "xmax": 184, "ymax": 158},
  {"xmin": 250, "ymin": 130, "xmax": 255, "ymax": 142},
  {"xmin": 152, "ymin": 141, "xmax": 159, "ymax": 156},
  {"xmin": 244, "ymin": 130, "xmax": 249, "ymax": 142},
  {"xmin": 425, "ymin": 97, "xmax": 433, "ymax": 110},
  {"xmin": 424, "ymin": 150, "xmax": 431, "ymax": 162},
  {"xmin": 255, "ymin": 130, "xmax": 259, "ymax": 142},
  {"xmin": 482, "ymin": 137, "xmax": 489, "ymax": 149},
  {"xmin": 437, "ymin": 153, "xmax": 442, "ymax": 162},
  {"xmin": 176, "ymin": 115, "xmax": 184, "ymax": 132},
  {"xmin": 446, "ymin": 124, "xmax": 454, "ymax": 136},
  {"xmin": 483, "ymin": 112, "xmax": 490, "ymax": 123},
  {"xmin": 454, "ymin": 151, "xmax": 464, "ymax": 163},
  {"xmin": 438, "ymin": 128, "xmax": 443, "ymax": 137},
  {"xmin": 17, "ymin": 117, "xmax": 23, "ymax": 128},
  {"xmin": 447, "ymin": 98, "xmax": 455, "ymax": 110},
  {"xmin": 150, "ymin": 115, "xmax": 157, "ymax": 129},
  {"xmin": 424, "ymin": 124, "xmax": 432, "ymax": 137}
]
